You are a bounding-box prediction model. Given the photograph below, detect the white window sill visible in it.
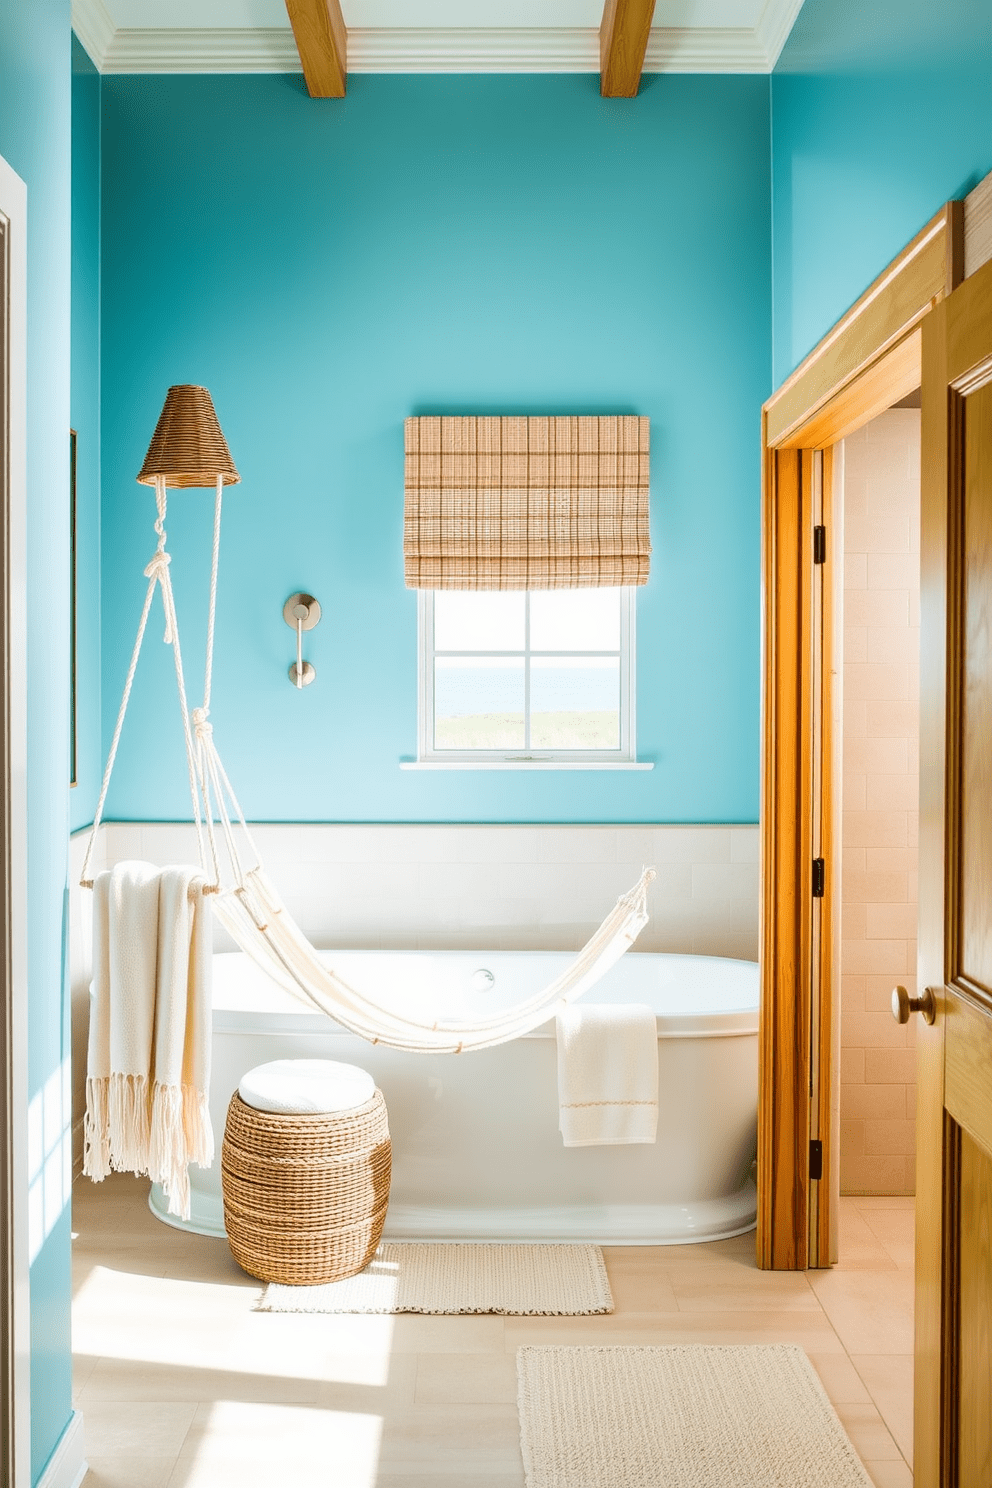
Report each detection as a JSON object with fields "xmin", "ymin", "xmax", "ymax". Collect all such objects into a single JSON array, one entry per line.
[{"xmin": 400, "ymin": 760, "xmax": 654, "ymax": 771}]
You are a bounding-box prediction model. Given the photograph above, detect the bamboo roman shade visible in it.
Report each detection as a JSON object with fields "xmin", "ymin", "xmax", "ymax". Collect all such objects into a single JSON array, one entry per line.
[{"xmin": 404, "ymin": 415, "xmax": 650, "ymax": 589}]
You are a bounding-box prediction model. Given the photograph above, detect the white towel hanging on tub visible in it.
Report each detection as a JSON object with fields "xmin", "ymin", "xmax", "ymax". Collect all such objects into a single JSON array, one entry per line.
[
  {"xmin": 83, "ymin": 860, "xmax": 214, "ymax": 1220},
  {"xmin": 556, "ymin": 1004, "xmax": 659, "ymax": 1146}
]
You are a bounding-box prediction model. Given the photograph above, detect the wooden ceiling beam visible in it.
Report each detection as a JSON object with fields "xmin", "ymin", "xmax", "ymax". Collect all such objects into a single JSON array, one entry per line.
[
  {"xmin": 285, "ymin": 0, "xmax": 347, "ymax": 98},
  {"xmin": 600, "ymin": 0, "xmax": 657, "ymax": 97}
]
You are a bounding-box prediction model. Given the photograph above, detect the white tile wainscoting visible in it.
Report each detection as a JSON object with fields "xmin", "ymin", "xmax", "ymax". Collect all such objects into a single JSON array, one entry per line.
[{"xmin": 69, "ymin": 822, "xmax": 758, "ymax": 1165}]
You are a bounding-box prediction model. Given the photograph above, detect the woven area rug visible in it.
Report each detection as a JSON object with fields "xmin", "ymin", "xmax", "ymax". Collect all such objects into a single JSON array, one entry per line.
[
  {"xmin": 257, "ymin": 1243, "xmax": 613, "ymax": 1316},
  {"xmin": 517, "ymin": 1344, "xmax": 874, "ymax": 1487}
]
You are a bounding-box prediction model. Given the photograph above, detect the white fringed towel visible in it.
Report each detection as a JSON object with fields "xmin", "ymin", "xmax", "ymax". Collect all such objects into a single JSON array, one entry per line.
[
  {"xmin": 556, "ymin": 1003, "xmax": 658, "ymax": 1146},
  {"xmin": 83, "ymin": 860, "xmax": 213, "ymax": 1219}
]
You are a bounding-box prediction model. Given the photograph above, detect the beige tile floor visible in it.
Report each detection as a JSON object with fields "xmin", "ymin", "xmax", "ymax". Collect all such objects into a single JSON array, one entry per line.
[{"xmin": 73, "ymin": 1177, "xmax": 915, "ymax": 1487}]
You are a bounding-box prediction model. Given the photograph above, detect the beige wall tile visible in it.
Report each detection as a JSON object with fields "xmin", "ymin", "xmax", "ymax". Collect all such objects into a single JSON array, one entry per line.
[
  {"xmin": 864, "ymin": 1048, "xmax": 916, "ymax": 1085},
  {"xmin": 844, "ymin": 870, "xmax": 908, "ymax": 905},
  {"xmin": 841, "ymin": 412, "xmax": 919, "ymax": 1197},
  {"xmin": 848, "ymin": 589, "xmax": 910, "ymax": 628},
  {"xmin": 866, "ymin": 552, "xmax": 915, "ymax": 590},
  {"xmin": 844, "ymin": 702, "xmax": 868, "ymax": 742},
  {"xmin": 866, "ymin": 902, "xmax": 917, "ymax": 940},
  {"xmin": 865, "ymin": 773, "xmax": 917, "ymax": 812},
  {"xmin": 843, "ymin": 811, "xmax": 908, "ymax": 849},
  {"xmin": 868, "ymin": 625, "xmax": 916, "ymax": 665},
  {"xmin": 847, "ymin": 512, "xmax": 911, "ymax": 555},
  {"xmin": 840, "ymin": 939, "xmax": 911, "ymax": 977},
  {"xmin": 864, "ymin": 1120, "xmax": 916, "ymax": 1158},
  {"xmin": 844, "ymin": 736, "xmax": 909, "ymax": 776},
  {"xmin": 841, "ymin": 1155, "xmax": 915, "ymax": 1196},
  {"xmin": 842, "ymin": 1011, "xmax": 912, "ymax": 1050},
  {"xmin": 864, "ymin": 847, "xmax": 915, "ymax": 874},
  {"xmin": 843, "ymin": 774, "xmax": 867, "ymax": 811},
  {"xmin": 844, "ymin": 627, "xmax": 868, "ymax": 663},
  {"xmin": 842, "ymin": 1085, "xmax": 907, "ymax": 1121},
  {"xmin": 844, "ymin": 663, "xmax": 910, "ymax": 701},
  {"xmin": 845, "ymin": 551, "xmax": 868, "ymax": 588},
  {"xmin": 866, "ymin": 700, "xmax": 917, "ymax": 737}
]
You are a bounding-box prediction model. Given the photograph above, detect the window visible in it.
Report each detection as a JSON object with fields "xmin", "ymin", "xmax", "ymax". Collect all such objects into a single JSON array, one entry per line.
[{"xmin": 417, "ymin": 588, "xmax": 636, "ymax": 764}]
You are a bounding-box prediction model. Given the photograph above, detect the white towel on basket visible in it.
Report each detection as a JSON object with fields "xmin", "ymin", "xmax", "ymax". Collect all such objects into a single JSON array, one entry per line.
[
  {"xmin": 556, "ymin": 1004, "xmax": 658, "ymax": 1146},
  {"xmin": 83, "ymin": 860, "xmax": 214, "ymax": 1219}
]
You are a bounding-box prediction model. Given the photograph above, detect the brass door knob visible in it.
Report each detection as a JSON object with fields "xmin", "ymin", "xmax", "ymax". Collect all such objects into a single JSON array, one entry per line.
[{"xmin": 891, "ymin": 985, "xmax": 936, "ymax": 1025}]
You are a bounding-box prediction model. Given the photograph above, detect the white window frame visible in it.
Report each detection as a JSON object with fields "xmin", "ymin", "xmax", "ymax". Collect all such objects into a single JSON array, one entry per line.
[{"xmin": 415, "ymin": 587, "xmax": 640, "ymax": 767}]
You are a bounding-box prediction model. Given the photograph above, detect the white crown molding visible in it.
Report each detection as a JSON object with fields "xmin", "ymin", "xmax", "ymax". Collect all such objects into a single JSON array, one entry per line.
[
  {"xmin": 75, "ymin": 0, "xmax": 803, "ymax": 74},
  {"xmin": 353, "ymin": 27, "xmax": 595, "ymax": 71},
  {"xmin": 754, "ymin": 0, "xmax": 806, "ymax": 68},
  {"xmin": 645, "ymin": 27, "xmax": 767, "ymax": 72},
  {"xmin": 92, "ymin": 24, "xmax": 775, "ymax": 75},
  {"xmin": 72, "ymin": 0, "xmax": 116, "ymax": 69},
  {"xmin": 101, "ymin": 26, "xmax": 301, "ymax": 72}
]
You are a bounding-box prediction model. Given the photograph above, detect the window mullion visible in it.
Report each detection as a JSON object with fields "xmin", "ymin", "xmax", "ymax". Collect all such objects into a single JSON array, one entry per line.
[{"xmin": 524, "ymin": 591, "xmax": 531, "ymax": 751}]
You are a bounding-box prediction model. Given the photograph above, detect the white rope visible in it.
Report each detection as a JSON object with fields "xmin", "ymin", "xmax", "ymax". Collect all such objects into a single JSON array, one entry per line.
[
  {"xmin": 79, "ymin": 567, "xmax": 160, "ymax": 887},
  {"xmin": 80, "ymin": 481, "xmax": 210, "ymax": 886},
  {"xmin": 203, "ymin": 474, "xmax": 223, "ymax": 717},
  {"xmin": 154, "ymin": 547, "xmax": 221, "ymax": 890},
  {"xmin": 210, "ymin": 866, "xmax": 656, "ymax": 1053}
]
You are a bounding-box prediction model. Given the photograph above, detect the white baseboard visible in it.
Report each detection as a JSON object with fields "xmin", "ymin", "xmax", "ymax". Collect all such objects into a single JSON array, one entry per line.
[{"xmin": 37, "ymin": 1411, "xmax": 87, "ymax": 1488}]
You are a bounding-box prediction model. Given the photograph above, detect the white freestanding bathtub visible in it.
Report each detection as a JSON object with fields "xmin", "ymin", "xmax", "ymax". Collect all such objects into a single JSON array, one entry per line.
[{"xmin": 150, "ymin": 948, "xmax": 759, "ymax": 1245}]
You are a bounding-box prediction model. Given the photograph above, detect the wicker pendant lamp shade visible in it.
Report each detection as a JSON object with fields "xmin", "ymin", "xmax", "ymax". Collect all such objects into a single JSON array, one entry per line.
[{"xmin": 137, "ymin": 384, "xmax": 240, "ymax": 488}]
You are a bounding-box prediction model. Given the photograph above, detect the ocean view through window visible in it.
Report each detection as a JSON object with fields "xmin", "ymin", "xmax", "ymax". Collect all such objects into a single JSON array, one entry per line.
[{"xmin": 417, "ymin": 589, "xmax": 636, "ymax": 764}]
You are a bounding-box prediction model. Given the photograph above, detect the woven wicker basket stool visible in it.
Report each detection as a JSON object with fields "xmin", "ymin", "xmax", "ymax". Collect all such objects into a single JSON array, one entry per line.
[{"xmin": 221, "ymin": 1058, "xmax": 391, "ymax": 1286}]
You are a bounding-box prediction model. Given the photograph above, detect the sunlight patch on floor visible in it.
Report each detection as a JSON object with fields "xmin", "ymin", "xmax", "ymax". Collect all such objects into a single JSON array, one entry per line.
[{"xmin": 177, "ymin": 1402, "xmax": 384, "ymax": 1488}]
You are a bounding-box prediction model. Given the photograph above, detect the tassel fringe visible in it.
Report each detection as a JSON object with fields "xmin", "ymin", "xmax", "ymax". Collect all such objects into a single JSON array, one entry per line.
[{"xmin": 83, "ymin": 1071, "xmax": 213, "ymax": 1222}]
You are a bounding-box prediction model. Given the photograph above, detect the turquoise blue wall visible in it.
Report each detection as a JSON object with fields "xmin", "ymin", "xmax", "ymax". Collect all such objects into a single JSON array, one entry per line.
[
  {"xmin": 0, "ymin": 1, "xmax": 75, "ymax": 1481},
  {"xmin": 771, "ymin": 0, "xmax": 992, "ymax": 382},
  {"xmin": 99, "ymin": 74, "xmax": 771, "ymax": 826},
  {"xmin": 72, "ymin": 36, "xmax": 102, "ymax": 830}
]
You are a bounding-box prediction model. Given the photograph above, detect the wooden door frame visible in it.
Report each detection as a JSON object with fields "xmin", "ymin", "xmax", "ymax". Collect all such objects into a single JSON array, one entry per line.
[
  {"xmin": 0, "ymin": 150, "xmax": 31, "ymax": 1486},
  {"xmin": 757, "ymin": 200, "xmax": 964, "ymax": 1270}
]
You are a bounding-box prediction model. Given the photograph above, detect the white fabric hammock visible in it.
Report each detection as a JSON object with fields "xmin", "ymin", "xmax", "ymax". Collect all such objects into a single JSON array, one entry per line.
[{"xmin": 81, "ymin": 476, "xmax": 655, "ymax": 1054}]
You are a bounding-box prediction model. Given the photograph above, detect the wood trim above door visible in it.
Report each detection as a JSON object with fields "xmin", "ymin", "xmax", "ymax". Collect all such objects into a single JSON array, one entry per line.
[
  {"xmin": 766, "ymin": 202, "xmax": 962, "ymax": 448},
  {"xmin": 758, "ymin": 199, "xmax": 963, "ymax": 1270}
]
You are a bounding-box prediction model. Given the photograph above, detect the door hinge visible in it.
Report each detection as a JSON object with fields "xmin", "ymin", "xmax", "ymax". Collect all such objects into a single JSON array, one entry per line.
[
  {"xmin": 809, "ymin": 1139, "xmax": 823, "ymax": 1181},
  {"xmin": 812, "ymin": 858, "xmax": 825, "ymax": 898},
  {"xmin": 813, "ymin": 525, "xmax": 826, "ymax": 564}
]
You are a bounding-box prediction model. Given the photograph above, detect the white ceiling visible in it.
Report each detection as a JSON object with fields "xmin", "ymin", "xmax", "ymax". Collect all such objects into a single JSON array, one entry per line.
[{"xmin": 74, "ymin": 0, "xmax": 804, "ymax": 74}]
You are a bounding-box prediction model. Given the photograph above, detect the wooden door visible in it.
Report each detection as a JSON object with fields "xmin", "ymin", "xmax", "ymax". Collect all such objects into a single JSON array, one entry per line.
[{"xmin": 916, "ymin": 251, "xmax": 992, "ymax": 1487}]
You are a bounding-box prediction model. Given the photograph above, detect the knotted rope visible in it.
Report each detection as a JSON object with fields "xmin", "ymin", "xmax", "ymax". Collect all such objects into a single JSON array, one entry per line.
[{"xmin": 80, "ymin": 476, "xmax": 227, "ymax": 891}]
